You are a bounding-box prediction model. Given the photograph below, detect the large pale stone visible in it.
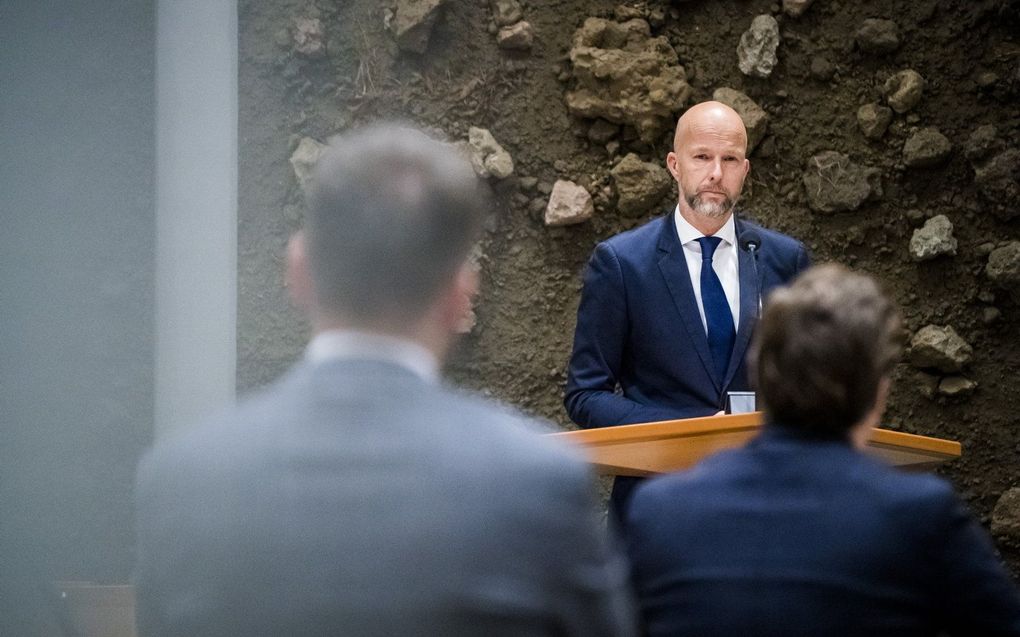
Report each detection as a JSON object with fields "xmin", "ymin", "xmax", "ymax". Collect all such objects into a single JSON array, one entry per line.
[
  {"xmin": 909, "ymin": 214, "xmax": 957, "ymax": 261},
  {"xmin": 544, "ymin": 180, "xmax": 593, "ymax": 226},
  {"xmin": 737, "ymin": 14, "xmax": 780, "ymax": 78},
  {"xmin": 467, "ymin": 127, "xmax": 514, "ymax": 180},
  {"xmin": 802, "ymin": 151, "xmax": 881, "ymax": 214},
  {"xmin": 909, "ymin": 325, "xmax": 972, "ymax": 373},
  {"xmin": 712, "ymin": 87, "xmax": 768, "ymax": 153},
  {"xmin": 611, "ymin": 153, "xmax": 672, "ymax": 217},
  {"xmin": 566, "ymin": 18, "xmax": 691, "ymax": 143},
  {"xmin": 394, "ymin": 0, "xmax": 445, "ymax": 54},
  {"xmin": 290, "ymin": 137, "xmax": 327, "ymax": 192}
]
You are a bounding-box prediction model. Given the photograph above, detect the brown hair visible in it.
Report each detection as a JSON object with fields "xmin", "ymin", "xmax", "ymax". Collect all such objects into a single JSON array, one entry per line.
[{"xmin": 749, "ymin": 264, "xmax": 902, "ymax": 437}]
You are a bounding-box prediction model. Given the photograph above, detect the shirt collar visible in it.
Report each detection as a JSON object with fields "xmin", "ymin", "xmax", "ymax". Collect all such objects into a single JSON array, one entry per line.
[
  {"xmin": 673, "ymin": 204, "xmax": 737, "ymax": 247},
  {"xmin": 305, "ymin": 329, "xmax": 439, "ymax": 384}
]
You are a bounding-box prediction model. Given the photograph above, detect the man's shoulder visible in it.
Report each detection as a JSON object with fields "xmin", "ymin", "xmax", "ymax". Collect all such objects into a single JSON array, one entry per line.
[{"xmin": 435, "ymin": 385, "xmax": 592, "ymax": 477}]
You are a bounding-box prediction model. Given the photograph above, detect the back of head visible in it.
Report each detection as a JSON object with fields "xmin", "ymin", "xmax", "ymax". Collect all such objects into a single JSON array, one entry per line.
[
  {"xmin": 306, "ymin": 124, "xmax": 486, "ymax": 326},
  {"xmin": 750, "ymin": 264, "xmax": 902, "ymax": 437}
]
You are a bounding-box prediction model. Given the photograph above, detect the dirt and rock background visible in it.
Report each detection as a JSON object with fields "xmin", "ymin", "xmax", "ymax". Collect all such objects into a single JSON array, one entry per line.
[{"xmin": 238, "ymin": 0, "xmax": 1020, "ymax": 570}]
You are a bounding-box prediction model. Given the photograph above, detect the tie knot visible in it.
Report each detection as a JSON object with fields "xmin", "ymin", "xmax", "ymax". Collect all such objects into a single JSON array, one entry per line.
[{"xmin": 696, "ymin": 236, "xmax": 723, "ymax": 261}]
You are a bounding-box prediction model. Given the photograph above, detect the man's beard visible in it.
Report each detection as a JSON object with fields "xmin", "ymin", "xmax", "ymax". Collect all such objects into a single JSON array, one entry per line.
[{"xmin": 686, "ymin": 191, "xmax": 738, "ymax": 218}]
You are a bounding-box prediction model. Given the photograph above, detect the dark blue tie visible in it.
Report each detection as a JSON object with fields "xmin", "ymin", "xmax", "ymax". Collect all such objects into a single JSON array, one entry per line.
[{"xmin": 696, "ymin": 236, "xmax": 735, "ymax": 380}]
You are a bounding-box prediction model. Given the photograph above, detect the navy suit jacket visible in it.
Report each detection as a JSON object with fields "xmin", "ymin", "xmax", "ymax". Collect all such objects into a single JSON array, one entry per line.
[
  {"xmin": 625, "ymin": 425, "xmax": 1020, "ymax": 637},
  {"xmin": 565, "ymin": 211, "xmax": 810, "ymax": 429}
]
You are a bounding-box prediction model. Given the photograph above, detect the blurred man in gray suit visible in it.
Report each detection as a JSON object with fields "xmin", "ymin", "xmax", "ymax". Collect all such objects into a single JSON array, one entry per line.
[{"xmin": 134, "ymin": 124, "xmax": 636, "ymax": 637}]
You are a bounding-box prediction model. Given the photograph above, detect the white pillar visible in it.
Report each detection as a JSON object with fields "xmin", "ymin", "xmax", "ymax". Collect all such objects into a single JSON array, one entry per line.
[{"xmin": 155, "ymin": 0, "xmax": 237, "ymax": 435}]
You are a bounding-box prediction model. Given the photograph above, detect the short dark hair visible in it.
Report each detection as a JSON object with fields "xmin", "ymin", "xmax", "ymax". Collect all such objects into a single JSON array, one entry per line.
[
  {"xmin": 749, "ymin": 264, "xmax": 902, "ymax": 437},
  {"xmin": 305, "ymin": 124, "xmax": 487, "ymax": 325}
]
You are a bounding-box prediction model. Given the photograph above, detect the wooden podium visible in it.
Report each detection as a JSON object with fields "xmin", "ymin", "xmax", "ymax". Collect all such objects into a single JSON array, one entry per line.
[{"xmin": 549, "ymin": 412, "xmax": 961, "ymax": 477}]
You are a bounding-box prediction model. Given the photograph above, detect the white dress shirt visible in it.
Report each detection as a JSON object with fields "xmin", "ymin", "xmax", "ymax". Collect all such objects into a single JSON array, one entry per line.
[
  {"xmin": 305, "ymin": 329, "xmax": 439, "ymax": 384},
  {"xmin": 673, "ymin": 206, "xmax": 740, "ymax": 333}
]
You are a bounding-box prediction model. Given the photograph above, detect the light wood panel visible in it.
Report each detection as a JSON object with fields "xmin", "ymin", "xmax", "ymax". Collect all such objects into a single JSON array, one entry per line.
[{"xmin": 550, "ymin": 412, "xmax": 961, "ymax": 476}]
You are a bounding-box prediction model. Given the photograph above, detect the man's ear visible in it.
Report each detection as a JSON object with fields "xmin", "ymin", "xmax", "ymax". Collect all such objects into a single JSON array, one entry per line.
[
  {"xmin": 445, "ymin": 260, "xmax": 479, "ymax": 334},
  {"xmin": 285, "ymin": 231, "xmax": 314, "ymax": 313},
  {"xmin": 666, "ymin": 151, "xmax": 681, "ymax": 180}
]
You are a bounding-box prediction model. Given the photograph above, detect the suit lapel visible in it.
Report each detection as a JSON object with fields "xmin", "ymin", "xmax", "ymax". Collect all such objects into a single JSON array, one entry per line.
[
  {"xmin": 656, "ymin": 213, "xmax": 721, "ymax": 393},
  {"xmin": 722, "ymin": 218, "xmax": 759, "ymax": 390}
]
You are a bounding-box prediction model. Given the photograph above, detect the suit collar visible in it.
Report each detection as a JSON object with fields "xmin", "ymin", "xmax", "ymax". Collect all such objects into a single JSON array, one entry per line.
[{"xmin": 306, "ymin": 329, "xmax": 439, "ymax": 384}]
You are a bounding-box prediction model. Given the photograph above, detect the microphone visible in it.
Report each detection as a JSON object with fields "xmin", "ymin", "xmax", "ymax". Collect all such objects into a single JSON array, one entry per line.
[{"xmin": 739, "ymin": 230, "xmax": 763, "ymax": 318}]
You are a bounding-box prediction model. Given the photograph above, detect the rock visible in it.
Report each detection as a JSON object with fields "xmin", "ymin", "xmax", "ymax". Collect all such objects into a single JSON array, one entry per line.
[
  {"xmin": 497, "ymin": 20, "xmax": 534, "ymax": 50},
  {"xmin": 903, "ymin": 128, "xmax": 952, "ymax": 168},
  {"xmin": 973, "ymin": 149, "xmax": 1020, "ymax": 219},
  {"xmin": 293, "ymin": 18, "xmax": 326, "ymax": 58},
  {"xmin": 938, "ymin": 376, "xmax": 977, "ymax": 397},
  {"xmin": 909, "ymin": 325, "xmax": 972, "ymax": 373},
  {"xmin": 518, "ymin": 176, "xmax": 538, "ymax": 191},
  {"xmin": 467, "ymin": 127, "xmax": 514, "ymax": 179},
  {"xmin": 566, "ymin": 18, "xmax": 691, "ymax": 143},
  {"xmin": 857, "ymin": 103, "xmax": 893, "ymax": 140},
  {"xmin": 964, "ymin": 125, "xmax": 1003, "ymax": 162},
  {"xmin": 992, "ymin": 488, "xmax": 1020, "ymax": 544},
  {"xmin": 976, "ymin": 70, "xmax": 1000, "ymax": 88},
  {"xmin": 809, "ymin": 56, "xmax": 835, "ymax": 81},
  {"xmin": 737, "ymin": 14, "xmax": 780, "ymax": 78},
  {"xmin": 587, "ymin": 119, "xmax": 620, "ymax": 145},
  {"xmin": 783, "ymin": 0, "xmax": 815, "ymax": 17},
  {"xmin": 982, "ymin": 306, "xmax": 1001, "ymax": 324},
  {"xmin": 883, "ymin": 69, "xmax": 925, "ymax": 114},
  {"xmin": 394, "ymin": 0, "xmax": 445, "ymax": 54},
  {"xmin": 712, "ymin": 87, "xmax": 768, "ymax": 153},
  {"xmin": 855, "ymin": 18, "xmax": 900, "ymax": 55},
  {"xmin": 490, "ymin": 0, "xmax": 522, "ymax": 26},
  {"xmin": 802, "ymin": 151, "xmax": 881, "ymax": 214},
  {"xmin": 909, "ymin": 214, "xmax": 957, "ymax": 261},
  {"xmin": 611, "ymin": 153, "xmax": 672, "ymax": 217},
  {"xmin": 986, "ymin": 241, "xmax": 1020, "ymax": 286},
  {"xmin": 545, "ymin": 180, "xmax": 594, "ymax": 226},
  {"xmin": 289, "ymin": 137, "xmax": 327, "ymax": 192}
]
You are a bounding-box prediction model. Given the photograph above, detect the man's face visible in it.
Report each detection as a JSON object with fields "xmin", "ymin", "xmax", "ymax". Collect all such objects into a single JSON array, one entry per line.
[{"xmin": 667, "ymin": 123, "xmax": 750, "ymax": 220}]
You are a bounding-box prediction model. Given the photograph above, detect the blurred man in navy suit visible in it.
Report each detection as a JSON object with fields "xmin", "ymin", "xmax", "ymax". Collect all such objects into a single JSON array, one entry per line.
[{"xmin": 625, "ymin": 264, "xmax": 1020, "ymax": 637}]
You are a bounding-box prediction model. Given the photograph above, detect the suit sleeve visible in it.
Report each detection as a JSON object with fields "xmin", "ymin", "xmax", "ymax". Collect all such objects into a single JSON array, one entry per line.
[
  {"xmin": 929, "ymin": 489, "xmax": 1020, "ymax": 635},
  {"xmin": 794, "ymin": 241, "xmax": 811, "ymax": 274},
  {"xmin": 564, "ymin": 242, "xmax": 694, "ymax": 428}
]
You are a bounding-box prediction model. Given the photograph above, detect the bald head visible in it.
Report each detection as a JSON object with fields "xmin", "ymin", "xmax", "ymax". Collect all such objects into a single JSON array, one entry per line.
[
  {"xmin": 665, "ymin": 100, "xmax": 751, "ymax": 233},
  {"xmin": 673, "ymin": 101, "xmax": 748, "ymax": 154}
]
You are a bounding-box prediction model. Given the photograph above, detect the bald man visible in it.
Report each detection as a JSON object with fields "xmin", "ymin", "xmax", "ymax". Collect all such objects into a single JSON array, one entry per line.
[{"xmin": 565, "ymin": 102, "xmax": 811, "ymax": 516}]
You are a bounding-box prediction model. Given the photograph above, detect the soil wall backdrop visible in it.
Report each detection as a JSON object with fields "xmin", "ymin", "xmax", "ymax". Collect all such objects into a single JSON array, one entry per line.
[{"xmin": 238, "ymin": 0, "xmax": 1020, "ymax": 570}]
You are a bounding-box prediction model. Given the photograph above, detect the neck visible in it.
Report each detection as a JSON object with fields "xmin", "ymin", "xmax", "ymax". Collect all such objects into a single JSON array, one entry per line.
[
  {"xmin": 677, "ymin": 202, "xmax": 731, "ymax": 236},
  {"xmin": 311, "ymin": 314, "xmax": 449, "ymax": 364}
]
